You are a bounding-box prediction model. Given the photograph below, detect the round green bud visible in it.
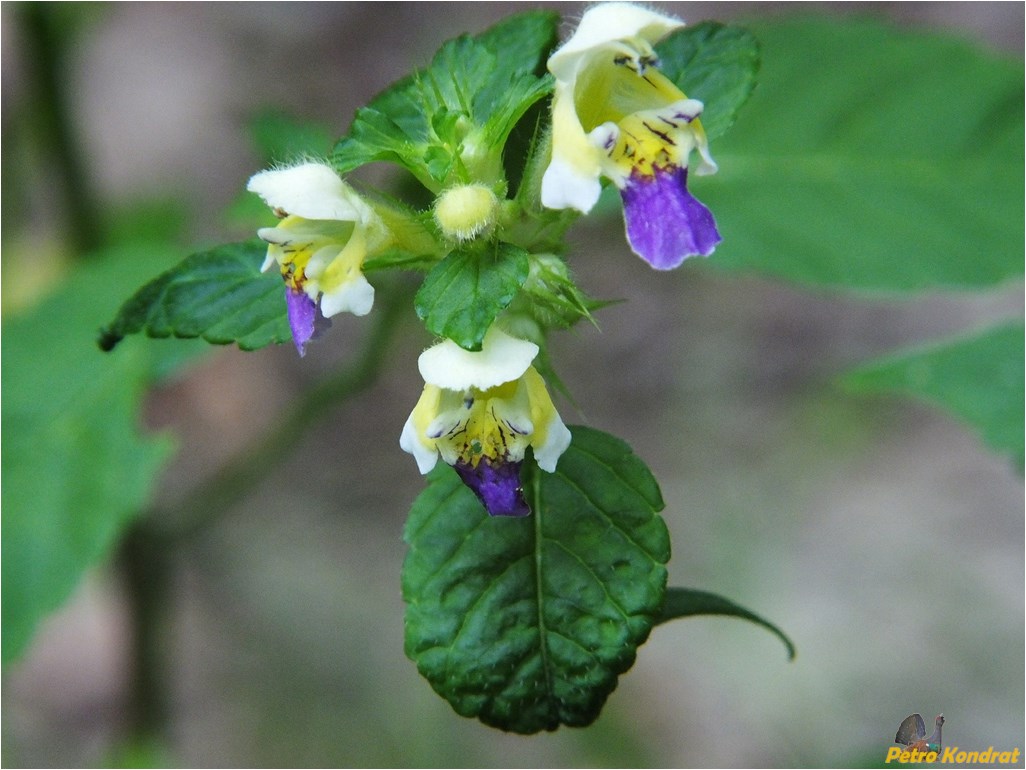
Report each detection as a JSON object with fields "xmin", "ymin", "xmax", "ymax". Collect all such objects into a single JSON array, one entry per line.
[{"xmin": 433, "ymin": 184, "xmax": 499, "ymax": 242}]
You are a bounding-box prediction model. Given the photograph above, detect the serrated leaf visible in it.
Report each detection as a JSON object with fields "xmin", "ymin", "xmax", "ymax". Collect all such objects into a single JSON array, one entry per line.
[
  {"xmin": 402, "ymin": 426, "xmax": 669, "ymax": 733},
  {"xmin": 332, "ymin": 12, "xmax": 557, "ymax": 187},
  {"xmin": 2, "ymin": 244, "xmax": 190, "ymax": 663},
  {"xmin": 657, "ymin": 587, "xmax": 796, "ymax": 660},
  {"xmin": 415, "ymin": 242, "xmax": 529, "ymax": 351},
  {"xmin": 843, "ymin": 321, "xmax": 1025, "ymax": 467},
  {"xmin": 656, "ymin": 21, "xmax": 761, "ymax": 141},
  {"xmin": 700, "ymin": 18, "xmax": 1023, "ymax": 291},
  {"xmin": 99, "ymin": 240, "xmax": 290, "ymax": 352},
  {"xmin": 474, "ymin": 10, "xmax": 558, "ymax": 86}
]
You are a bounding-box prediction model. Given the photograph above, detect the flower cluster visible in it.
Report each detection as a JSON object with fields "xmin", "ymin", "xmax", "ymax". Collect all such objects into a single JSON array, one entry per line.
[{"xmin": 245, "ymin": 3, "xmax": 722, "ymax": 515}]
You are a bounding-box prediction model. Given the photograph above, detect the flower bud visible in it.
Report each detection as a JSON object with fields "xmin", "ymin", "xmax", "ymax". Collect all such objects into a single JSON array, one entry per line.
[{"xmin": 433, "ymin": 183, "xmax": 499, "ymax": 242}]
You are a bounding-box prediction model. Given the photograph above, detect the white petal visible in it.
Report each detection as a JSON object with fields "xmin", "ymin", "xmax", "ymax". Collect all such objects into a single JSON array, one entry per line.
[
  {"xmin": 425, "ymin": 412, "xmax": 461, "ymax": 440},
  {"xmin": 541, "ymin": 81, "xmax": 606, "ymax": 212},
  {"xmin": 399, "ymin": 412, "xmax": 439, "ymax": 475},
  {"xmin": 303, "ymin": 245, "xmax": 343, "ymax": 279},
  {"xmin": 548, "ymin": 3, "xmax": 684, "ymax": 82},
  {"xmin": 257, "ymin": 226, "xmax": 288, "ymax": 245},
  {"xmin": 247, "ymin": 162, "xmax": 371, "ymax": 222},
  {"xmin": 318, "ymin": 274, "xmax": 375, "ymax": 318},
  {"xmin": 533, "ymin": 413, "xmax": 572, "ymax": 473},
  {"xmin": 418, "ymin": 328, "xmax": 538, "ymax": 391},
  {"xmin": 694, "ymin": 142, "xmax": 719, "ymax": 176},
  {"xmin": 541, "ymin": 156, "xmax": 602, "ymax": 213}
]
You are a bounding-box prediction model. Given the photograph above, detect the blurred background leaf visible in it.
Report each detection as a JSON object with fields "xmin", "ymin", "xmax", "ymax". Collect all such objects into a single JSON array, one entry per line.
[
  {"xmin": 843, "ymin": 322, "xmax": 1025, "ymax": 468},
  {"xmin": 700, "ymin": 18, "xmax": 1024, "ymax": 291},
  {"xmin": 1, "ymin": 243, "xmax": 204, "ymax": 662},
  {"xmin": 248, "ymin": 110, "xmax": 334, "ymax": 163}
]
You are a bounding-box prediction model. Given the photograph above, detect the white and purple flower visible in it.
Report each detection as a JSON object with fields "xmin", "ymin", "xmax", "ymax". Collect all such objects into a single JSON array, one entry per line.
[
  {"xmin": 541, "ymin": 2, "xmax": 721, "ymax": 270},
  {"xmin": 400, "ymin": 327, "xmax": 572, "ymax": 517},
  {"xmin": 247, "ymin": 162, "xmax": 390, "ymax": 355}
]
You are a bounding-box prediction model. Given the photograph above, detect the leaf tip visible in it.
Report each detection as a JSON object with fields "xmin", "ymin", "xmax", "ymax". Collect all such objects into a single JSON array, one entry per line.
[
  {"xmin": 97, "ymin": 327, "xmax": 123, "ymax": 352},
  {"xmin": 658, "ymin": 586, "xmax": 797, "ymax": 661}
]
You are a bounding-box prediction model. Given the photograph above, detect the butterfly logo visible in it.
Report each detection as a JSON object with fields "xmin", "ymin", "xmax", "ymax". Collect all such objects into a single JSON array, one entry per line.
[{"xmin": 895, "ymin": 713, "xmax": 945, "ymax": 753}]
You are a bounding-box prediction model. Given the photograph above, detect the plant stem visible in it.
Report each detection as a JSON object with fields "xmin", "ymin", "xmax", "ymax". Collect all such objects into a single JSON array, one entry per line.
[
  {"xmin": 154, "ymin": 280, "xmax": 414, "ymax": 543},
  {"xmin": 118, "ymin": 523, "xmax": 171, "ymax": 744},
  {"xmin": 112, "ymin": 282, "xmax": 412, "ymax": 755}
]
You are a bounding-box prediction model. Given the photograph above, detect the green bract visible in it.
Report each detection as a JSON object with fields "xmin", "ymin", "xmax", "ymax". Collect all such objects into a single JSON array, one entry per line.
[
  {"xmin": 99, "ymin": 241, "xmax": 291, "ymax": 352},
  {"xmin": 656, "ymin": 22, "xmax": 761, "ymax": 142},
  {"xmin": 415, "ymin": 242, "xmax": 530, "ymax": 351}
]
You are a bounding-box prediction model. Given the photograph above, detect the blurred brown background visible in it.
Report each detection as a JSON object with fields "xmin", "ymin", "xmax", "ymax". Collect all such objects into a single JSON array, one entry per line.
[{"xmin": 2, "ymin": 3, "xmax": 1023, "ymax": 767}]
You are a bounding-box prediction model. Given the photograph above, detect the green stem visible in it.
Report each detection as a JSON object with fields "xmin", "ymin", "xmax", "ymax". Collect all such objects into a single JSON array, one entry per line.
[
  {"xmin": 20, "ymin": 5, "xmax": 103, "ymax": 254},
  {"xmin": 155, "ymin": 281, "xmax": 414, "ymax": 543}
]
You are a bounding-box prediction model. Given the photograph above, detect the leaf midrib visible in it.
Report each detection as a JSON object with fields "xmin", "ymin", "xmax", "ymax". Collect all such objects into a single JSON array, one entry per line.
[{"xmin": 530, "ymin": 465, "xmax": 554, "ymax": 708}]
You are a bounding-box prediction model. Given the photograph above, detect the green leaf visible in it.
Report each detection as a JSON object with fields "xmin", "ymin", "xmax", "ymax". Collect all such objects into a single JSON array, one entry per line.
[
  {"xmin": 332, "ymin": 11, "xmax": 558, "ymax": 188},
  {"xmin": 474, "ymin": 10, "xmax": 558, "ymax": 86},
  {"xmin": 415, "ymin": 242, "xmax": 529, "ymax": 350},
  {"xmin": 99, "ymin": 240, "xmax": 290, "ymax": 352},
  {"xmin": 700, "ymin": 18, "xmax": 1024, "ymax": 291},
  {"xmin": 657, "ymin": 587, "xmax": 796, "ymax": 661},
  {"xmin": 657, "ymin": 21, "xmax": 762, "ymax": 141},
  {"xmin": 2, "ymin": 244, "xmax": 188, "ymax": 662},
  {"xmin": 248, "ymin": 110, "xmax": 334, "ymax": 164},
  {"xmin": 843, "ymin": 321, "xmax": 1025, "ymax": 467},
  {"xmin": 402, "ymin": 426, "xmax": 669, "ymax": 733}
]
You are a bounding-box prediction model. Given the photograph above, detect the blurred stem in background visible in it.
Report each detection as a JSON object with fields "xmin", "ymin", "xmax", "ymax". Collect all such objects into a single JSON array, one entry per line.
[
  {"xmin": 20, "ymin": 4, "xmax": 102, "ymax": 255},
  {"xmin": 14, "ymin": 5, "xmax": 411, "ymax": 758},
  {"xmin": 118, "ymin": 285, "xmax": 410, "ymax": 754},
  {"xmin": 152, "ymin": 282, "xmax": 412, "ymax": 546},
  {"xmin": 17, "ymin": 4, "xmax": 168, "ymax": 749}
]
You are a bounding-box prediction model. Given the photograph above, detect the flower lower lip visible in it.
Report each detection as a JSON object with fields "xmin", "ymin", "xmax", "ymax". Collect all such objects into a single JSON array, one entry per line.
[
  {"xmin": 284, "ymin": 287, "xmax": 331, "ymax": 356},
  {"xmin": 621, "ymin": 165, "xmax": 721, "ymax": 269},
  {"xmin": 454, "ymin": 459, "xmax": 531, "ymax": 517}
]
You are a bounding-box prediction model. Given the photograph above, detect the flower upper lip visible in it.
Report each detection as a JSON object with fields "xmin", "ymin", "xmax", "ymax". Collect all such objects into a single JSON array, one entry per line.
[
  {"xmin": 417, "ymin": 327, "xmax": 539, "ymax": 391},
  {"xmin": 247, "ymin": 162, "xmax": 376, "ymax": 224},
  {"xmin": 546, "ymin": 3, "xmax": 684, "ymax": 83}
]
